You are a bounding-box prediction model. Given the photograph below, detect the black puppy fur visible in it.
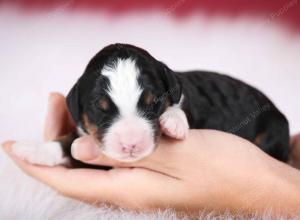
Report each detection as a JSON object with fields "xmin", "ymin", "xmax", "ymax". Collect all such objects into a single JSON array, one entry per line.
[{"xmin": 64, "ymin": 43, "xmax": 289, "ymax": 163}]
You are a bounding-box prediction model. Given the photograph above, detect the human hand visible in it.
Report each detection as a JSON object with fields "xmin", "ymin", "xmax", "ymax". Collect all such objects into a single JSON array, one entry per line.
[
  {"xmin": 288, "ymin": 134, "xmax": 300, "ymax": 169},
  {"xmin": 2, "ymin": 93, "xmax": 300, "ymax": 215}
]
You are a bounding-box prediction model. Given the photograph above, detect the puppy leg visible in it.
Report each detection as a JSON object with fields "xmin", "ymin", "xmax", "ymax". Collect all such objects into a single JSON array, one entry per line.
[
  {"xmin": 11, "ymin": 134, "xmax": 76, "ymax": 166},
  {"xmin": 159, "ymin": 106, "xmax": 189, "ymax": 139}
]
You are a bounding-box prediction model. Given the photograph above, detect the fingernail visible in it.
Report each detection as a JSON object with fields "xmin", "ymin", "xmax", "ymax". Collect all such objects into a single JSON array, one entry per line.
[{"xmin": 71, "ymin": 138, "xmax": 101, "ymax": 161}]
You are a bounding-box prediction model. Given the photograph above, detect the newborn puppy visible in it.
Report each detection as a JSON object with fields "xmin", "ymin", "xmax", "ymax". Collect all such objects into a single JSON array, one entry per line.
[{"xmin": 12, "ymin": 43, "xmax": 290, "ymax": 166}]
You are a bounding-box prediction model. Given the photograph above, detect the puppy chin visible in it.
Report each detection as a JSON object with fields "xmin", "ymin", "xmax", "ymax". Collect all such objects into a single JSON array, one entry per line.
[{"xmin": 101, "ymin": 144, "xmax": 155, "ymax": 162}]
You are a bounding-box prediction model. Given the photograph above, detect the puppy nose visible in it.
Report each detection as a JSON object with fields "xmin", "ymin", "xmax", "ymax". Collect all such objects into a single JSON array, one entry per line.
[{"xmin": 121, "ymin": 143, "xmax": 137, "ymax": 153}]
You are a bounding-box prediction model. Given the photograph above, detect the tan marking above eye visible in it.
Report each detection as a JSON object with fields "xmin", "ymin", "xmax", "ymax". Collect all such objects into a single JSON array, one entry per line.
[
  {"xmin": 99, "ymin": 98, "xmax": 109, "ymax": 110},
  {"xmin": 144, "ymin": 91, "xmax": 155, "ymax": 105}
]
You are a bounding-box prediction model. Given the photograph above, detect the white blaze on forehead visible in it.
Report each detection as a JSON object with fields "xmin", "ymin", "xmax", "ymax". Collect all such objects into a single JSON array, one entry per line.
[
  {"xmin": 102, "ymin": 58, "xmax": 142, "ymax": 116},
  {"xmin": 100, "ymin": 58, "xmax": 155, "ymax": 161}
]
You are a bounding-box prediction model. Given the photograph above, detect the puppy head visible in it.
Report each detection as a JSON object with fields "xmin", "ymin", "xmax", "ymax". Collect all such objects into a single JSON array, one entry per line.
[{"xmin": 67, "ymin": 44, "xmax": 181, "ymax": 162}]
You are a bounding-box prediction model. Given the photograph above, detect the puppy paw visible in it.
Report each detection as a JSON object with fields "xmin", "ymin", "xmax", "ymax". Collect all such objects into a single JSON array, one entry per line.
[
  {"xmin": 12, "ymin": 141, "xmax": 67, "ymax": 166},
  {"xmin": 159, "ymin": 107, "xmax": 189, "ymax": 140}
]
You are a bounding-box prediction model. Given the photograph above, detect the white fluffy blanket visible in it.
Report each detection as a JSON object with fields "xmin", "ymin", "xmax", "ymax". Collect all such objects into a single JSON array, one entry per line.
[{"xmin": 0, "ymin": 6, "xmax": 300, "ymax": 219}]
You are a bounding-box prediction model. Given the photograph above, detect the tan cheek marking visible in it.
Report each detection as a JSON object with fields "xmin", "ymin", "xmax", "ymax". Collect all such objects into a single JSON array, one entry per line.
[
  {"xmin": 254, "ymin": 132, "xmax": 266, "ymax": 146},
  {"xmin": 82, "ymin": 114, "xmax": 103, "ymax": 146},
  {"xmin": 164, "ymin": 98, "xmax": 171, "ymax": 110},
  {"xmin": 82, "ymin": 113, "xmax": 98, "ymax": 136}
]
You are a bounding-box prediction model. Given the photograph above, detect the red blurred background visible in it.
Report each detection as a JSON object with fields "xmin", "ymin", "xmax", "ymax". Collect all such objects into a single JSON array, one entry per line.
[{"xmin": 2, "ymin": 0, "xmax": 300, "ymax": 30}]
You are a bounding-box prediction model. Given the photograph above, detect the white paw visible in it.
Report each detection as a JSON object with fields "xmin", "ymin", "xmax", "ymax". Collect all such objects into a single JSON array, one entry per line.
[
  {"xmin": 159, "ymin": 106, "xmax": 189, "ymax": 139},
  {"xmin": 12, "ymin": 141, "xmax": 67, "ymax": 166}
]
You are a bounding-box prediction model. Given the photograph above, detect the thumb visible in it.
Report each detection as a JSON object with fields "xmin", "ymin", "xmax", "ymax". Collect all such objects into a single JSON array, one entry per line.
[
  {"xmin": 71, "ymin": 135, "xmax": 131, "ymax": 167},
  {"xmin": 71, "ymin": 136, "xmax": 101, "ymax": 161}
]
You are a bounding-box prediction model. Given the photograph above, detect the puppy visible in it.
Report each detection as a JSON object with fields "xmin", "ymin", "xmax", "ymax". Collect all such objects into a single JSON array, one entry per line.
[{"xmin": 12, "ymin": 43, "xmax": 289, "ymax": 166}]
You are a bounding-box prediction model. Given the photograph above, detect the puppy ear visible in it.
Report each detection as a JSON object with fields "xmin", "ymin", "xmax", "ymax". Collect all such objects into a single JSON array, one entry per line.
[
  {"xmin": 66, "ymin": 83, "xmax": 81, "ymax": 124},
  {"xmin": 159, "ymin": 63, "xmax": 182, "ymax": 104}
]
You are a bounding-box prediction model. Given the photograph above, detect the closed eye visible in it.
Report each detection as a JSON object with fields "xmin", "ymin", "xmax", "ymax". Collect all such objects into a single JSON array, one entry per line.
[
  {"xmin": 98, "ymin": 97, "xmax": 110, "ymax": 111},
  {"xmin": 144, "ymin": 91, "xmax": 156, "ymax": 106}
]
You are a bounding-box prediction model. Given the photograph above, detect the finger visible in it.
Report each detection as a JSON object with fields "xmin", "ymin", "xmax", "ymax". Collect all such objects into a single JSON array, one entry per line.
[
  {"xmin": 100, "ymin": 167, "xmax": 181, "ymax": 210},
  {"xmin": 290, "ymin": 133, "xmax": 300, "ymax": 148},
  {"xmin": 2, "ymin": 141, "xmax": 178, "ymax": 210},
  {"xmin": 43, "ymin": 92, "xmax": 76, "ymax": 141},
  {"xmin": 71, "ymin": 136, "xmax": 101, "ymax": 161},
  {"xmin": 71, "ymin": 136, "xmax": 136, "ymax": 167},
  {"xmin": 2, "ymin": 141, "xmax": 115, "ymax": 202},
  {"xmin": 288, "ymin": 133, "xmax": 300, "ymax": 167}
]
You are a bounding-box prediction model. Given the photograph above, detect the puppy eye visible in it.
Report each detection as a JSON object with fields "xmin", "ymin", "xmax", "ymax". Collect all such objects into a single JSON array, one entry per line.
[{"xmin": 98, "ymin": 98, "xmax": 109, "ymax": 111}]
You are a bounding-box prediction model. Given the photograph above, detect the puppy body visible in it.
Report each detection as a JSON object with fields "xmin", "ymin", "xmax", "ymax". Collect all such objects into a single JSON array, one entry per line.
[
  {"xmin": 12, "ymin": 43, "xmax": 289, "ymax": 165},
  {"xmin": 177, "ymin": 71, "xmax": 289, "ymax": 161}
]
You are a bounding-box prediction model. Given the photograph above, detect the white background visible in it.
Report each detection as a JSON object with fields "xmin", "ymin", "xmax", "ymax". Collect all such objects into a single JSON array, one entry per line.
[{"xmin": 1, "ymin": 8, "xmax": 300, "ymax": 143}]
